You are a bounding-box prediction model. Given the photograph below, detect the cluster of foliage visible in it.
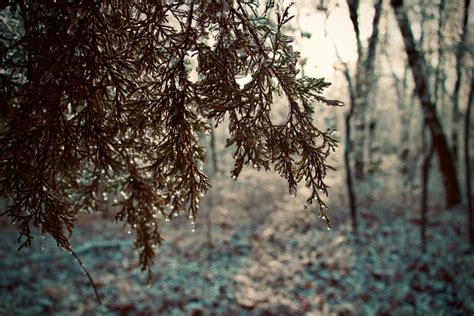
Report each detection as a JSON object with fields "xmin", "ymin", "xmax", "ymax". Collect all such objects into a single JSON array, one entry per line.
[{"xmin": 0, "ymin": 0, "xmax": 341, "ymax": 276}]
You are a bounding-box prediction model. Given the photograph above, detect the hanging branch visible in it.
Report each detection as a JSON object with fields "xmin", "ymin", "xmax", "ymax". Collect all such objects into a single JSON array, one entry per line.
[{"xmin": 0, "ymin": 1, "xmax": 342, "ymax": 277}]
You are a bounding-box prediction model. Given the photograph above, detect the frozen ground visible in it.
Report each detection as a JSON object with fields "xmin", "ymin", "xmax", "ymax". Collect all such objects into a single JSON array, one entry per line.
[{"xmin": 0, "ymin": 171, "xmax": 473, "ymax": 315}]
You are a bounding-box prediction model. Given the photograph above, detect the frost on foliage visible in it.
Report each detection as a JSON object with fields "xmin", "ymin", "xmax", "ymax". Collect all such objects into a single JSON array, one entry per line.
[{"xmin": 0, "ymin": 1, "xmax": 341, "ymax": 272}]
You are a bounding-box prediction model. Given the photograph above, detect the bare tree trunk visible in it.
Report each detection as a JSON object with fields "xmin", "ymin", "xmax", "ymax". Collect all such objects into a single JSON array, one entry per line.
[
  {"xmin": 345, "ymin": 101, "xmax": 358, "ymax": 236},
  {"xmin": 210, "ymin": 125, "xmax": 218, "ymax": 175},
  {"xmin": 391, "ymin": 0, "xmax": 462, "ymax": 208},
  {"xmin": 341, "ymin": 62, "xmax": 358, "ymax": 235},
  {"xmin": 421, "ymin": 125, "xmax": 434, "ymax": 252},
  {"xmin": 346, "ymin": 0, "xmax": 383, "ymax": 180},
  {"xmin": 452, "ymin": 0, "xmax": 471, "ymax": 165},
  {"xmin": 205, "ymin": 125, "xmax": 218, "ymax": 250},
  {"xmin": 465, "ymin": 70, "xmax": 473, "ymax": 251}
]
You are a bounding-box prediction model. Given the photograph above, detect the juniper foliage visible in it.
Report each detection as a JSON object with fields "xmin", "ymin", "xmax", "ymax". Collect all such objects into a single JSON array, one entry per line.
[{"xmin": 0, "ymin": 0, "xmax": 341, "ymax": 274}]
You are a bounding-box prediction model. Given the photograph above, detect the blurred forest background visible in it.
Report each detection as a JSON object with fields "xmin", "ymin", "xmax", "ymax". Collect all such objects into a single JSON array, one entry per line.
[{"xmin": 1, "ymin": 0, "xmax": 473, "ymax": 314}]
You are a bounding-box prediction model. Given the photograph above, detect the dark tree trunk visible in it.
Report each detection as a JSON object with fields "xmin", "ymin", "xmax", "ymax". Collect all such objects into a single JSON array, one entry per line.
[
  {"xmin": 421, "ymin": 126, "xmax": 434, "ymax": 252},
  {"xmin": 465, "ymin": 70, "xmax": 473, "ymax": 251},
  {"xmin": 210, "ymin": 125, "xmax": 218, "ymax": 175},
  {"xmin": 345, "ymin": 108, "xmax": 358, "ymax": 236},
  {"xmin": 391, "ymin": 0, "xmax": 462, "ymax": 208},
  {"xmin": 342, "ymin": 65, "xmax": 358, "ymax": 235}
]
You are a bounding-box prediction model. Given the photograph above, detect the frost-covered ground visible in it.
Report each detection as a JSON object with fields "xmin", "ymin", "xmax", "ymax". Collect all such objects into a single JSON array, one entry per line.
[{"xmin": 1, "ymin": 170, "xmax": 473, "ymax": 315}]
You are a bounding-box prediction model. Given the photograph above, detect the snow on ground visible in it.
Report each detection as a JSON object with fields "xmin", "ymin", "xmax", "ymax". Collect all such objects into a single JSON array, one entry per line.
[{"xmin": 0, "ymin": 170, "xmax": 473, "ymax": 315}]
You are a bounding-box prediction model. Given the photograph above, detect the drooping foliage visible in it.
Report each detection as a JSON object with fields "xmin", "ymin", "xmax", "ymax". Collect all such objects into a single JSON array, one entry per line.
[{"xmin": 0, "ymin": 0, "xmax": 341, "ymax": 274}]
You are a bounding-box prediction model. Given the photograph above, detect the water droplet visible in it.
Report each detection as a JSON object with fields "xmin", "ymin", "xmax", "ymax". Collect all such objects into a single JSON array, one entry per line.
[
  {"xmin": 253, "ymin": 164, "xmax": 257, "ymax": 168},
  {"xmin": 232, "ymin": 175, "xmax": 237, "ymax": 180},
  {"xmin": 127, "ymin": 230, "xmax": 131, "ymax": 234},
  {"xmin": 327, "ymin": 227, "xmax": 331, "ymax": 231},
  {"xmin": 67, "ymin": 23, "xmax": 76, "ymax": 35},
  {"xmin": 165, "ymin": 217, "xmax": 170, "ymax": 222}
]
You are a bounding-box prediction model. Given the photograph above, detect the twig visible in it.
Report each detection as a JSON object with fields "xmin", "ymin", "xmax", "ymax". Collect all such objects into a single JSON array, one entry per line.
[{"xmin": 67, "ymin": 246, "xmax": 102, "ymax": 305}]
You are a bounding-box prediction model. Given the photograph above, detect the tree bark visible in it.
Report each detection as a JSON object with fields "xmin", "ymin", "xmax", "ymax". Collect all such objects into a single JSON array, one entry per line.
[
  {"xmin": 346, "ymin": 0, "xmax": 383, "ymax": 179},
  {"xmin": 421, "ymin": 126, "xmax": 434, "ymax": 252},
  {"xmin": 391, "ymin": 0, "xmax": 461, "ymax": 208},
  {"xmin": 464, "ymin": 69, "xmax": 473, "ymax": 250},
  {"xmin": 345, "ymin": 94, "xmax": 358, "ymax": 235},
  {"xmin": 341, "ymin": 61, "xmax": 358, "ymax": 235}
]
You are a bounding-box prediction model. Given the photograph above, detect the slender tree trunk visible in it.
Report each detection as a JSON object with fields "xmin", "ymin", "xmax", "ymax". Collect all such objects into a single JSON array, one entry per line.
[
  {"xmin": 346, "ymin": 0, "xmax": 383, "ymax": 180},
  {"xmin": 342, "ymin": 66, "xmax": 358, "ymax": 235},
  {"xmin": 345, "ymin": 108, "xmax": 358, "ymax": 236},
  {"xmin": 421, "ymin": 126, "xmax": 434, "ymax": 252},
  {"xmin": 391, "ymin": 0, "xmax": 462, "ymax": 208},
  {"xmin": 452, "ymin": 0, "xmax": 471, "ymax": 165},
  {"xmin": 205, "ymin": 125, "xmax": 218, "ymax": 250},
  {"xmin": 210, "ymin": 125, "xmax": 218, "ymax": 175},
  {"xmin": 465, "ymin": 70, "xmax": 473, "ymax": 251}
]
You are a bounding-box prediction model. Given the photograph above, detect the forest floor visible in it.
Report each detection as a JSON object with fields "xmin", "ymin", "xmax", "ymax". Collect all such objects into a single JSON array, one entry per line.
[{"xmin": 0, "ymin": 169, "xmax": 473, "ymax": 315}]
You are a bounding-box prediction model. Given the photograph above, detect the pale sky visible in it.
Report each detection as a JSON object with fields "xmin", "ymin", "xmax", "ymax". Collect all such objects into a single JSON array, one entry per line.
[{"xmin": 293, "ymin": 1, "xmax": 378, "ymax": 80}]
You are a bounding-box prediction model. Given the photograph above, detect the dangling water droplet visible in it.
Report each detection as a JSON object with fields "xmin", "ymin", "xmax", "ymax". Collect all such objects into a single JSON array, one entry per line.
[
  {"xmin": 253, "ymin": 164, "xmax": 257, "ymax": 168},
  {"xmin": 165, "ymin": 217, "xmax": 170, "ymax": 222},
  {"xmin": 127, "ymin": 230, "xmax": 132, "ymax": 234},
  {"xmin": 67, "ymin": 23, "xmax": 77, "ymax": 36},
  {"xmin": 232, "ymin": 175, "xmax": 237, "ymax": 180},
  {"xmin": 327, "ymin": 227, "xmax": 331, "ymax": 231},
  {"xmin": 188, "ymin": 214, "xmax": 193, "ymax": 219}
]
